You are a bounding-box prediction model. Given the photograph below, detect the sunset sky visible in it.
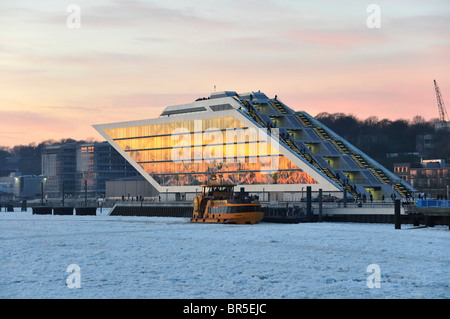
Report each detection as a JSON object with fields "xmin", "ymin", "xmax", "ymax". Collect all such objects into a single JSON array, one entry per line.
[{"xmin": 1, "ymin": 0, "xmax": 449, "ymax": 147}]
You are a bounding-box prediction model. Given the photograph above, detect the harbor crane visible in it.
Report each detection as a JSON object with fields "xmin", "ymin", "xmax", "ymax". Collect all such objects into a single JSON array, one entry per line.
[{"xmin": 434, "ymin": 79, "xmax": 449, "ymax": 122}]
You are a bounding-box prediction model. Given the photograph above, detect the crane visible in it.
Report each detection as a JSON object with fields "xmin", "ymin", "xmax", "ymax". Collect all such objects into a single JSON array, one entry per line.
[{"xmin": 434, "ymin": 79, "xmax": 449, "ymax": 122}]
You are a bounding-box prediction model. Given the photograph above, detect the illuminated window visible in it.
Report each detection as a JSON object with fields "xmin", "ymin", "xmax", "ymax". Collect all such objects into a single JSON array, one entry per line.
[{"xmin": 105, "ymin": 116, "xmax": 317, "ymax": 186}]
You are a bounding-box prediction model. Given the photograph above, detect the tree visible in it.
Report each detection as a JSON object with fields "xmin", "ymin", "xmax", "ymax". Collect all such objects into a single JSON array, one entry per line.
[
  {"xmin": 0, "ymin": 138, "xmax": 100, "ymax": 176},
  {"xmin": 313, "ymin": 113, "xmax": 443, "ymax": 168}
]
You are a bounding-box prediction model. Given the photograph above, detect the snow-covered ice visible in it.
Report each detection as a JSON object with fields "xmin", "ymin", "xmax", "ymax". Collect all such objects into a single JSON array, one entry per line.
[{"xmin": 0, "ymin": 209, "xmax": 448, "ymax": 299}]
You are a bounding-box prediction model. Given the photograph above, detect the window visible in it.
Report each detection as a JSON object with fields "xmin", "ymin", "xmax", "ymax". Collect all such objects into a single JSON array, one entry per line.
[{"xmin": 107, "ymin": 116, "xmax": 318, "ymax": 186}]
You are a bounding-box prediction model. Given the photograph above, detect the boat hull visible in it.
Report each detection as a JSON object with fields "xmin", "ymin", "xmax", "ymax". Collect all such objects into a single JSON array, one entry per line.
[{"xmin": 191, "ymin": 212, "xmax": 265, "ymax": 224}]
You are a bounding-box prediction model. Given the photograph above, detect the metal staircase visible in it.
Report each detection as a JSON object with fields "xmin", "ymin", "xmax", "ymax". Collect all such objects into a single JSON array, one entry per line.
[{"xmin": 235, "ymin": 95, "xmax": 413, "ymax": 200}]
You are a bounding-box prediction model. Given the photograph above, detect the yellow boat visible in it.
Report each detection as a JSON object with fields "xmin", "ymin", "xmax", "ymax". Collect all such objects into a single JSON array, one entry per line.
[{"xmin": 191, "ymin": 183, "xmax": 264, "ymax": 224}]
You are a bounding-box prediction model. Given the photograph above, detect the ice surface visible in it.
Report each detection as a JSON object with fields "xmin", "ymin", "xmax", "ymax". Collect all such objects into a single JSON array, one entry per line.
[{"xmin": 0, "ymin": 209, "xmax": 449, "ymax": 299}]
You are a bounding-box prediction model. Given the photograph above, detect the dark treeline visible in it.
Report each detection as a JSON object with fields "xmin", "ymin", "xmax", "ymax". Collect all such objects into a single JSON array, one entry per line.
[
  {"xmin": 0, "ymin": 138, "xmax": 97, "ymax": 176},
  {"xmin": 315, "ymin": 112, "xmax": 450, "ymax": 168}
]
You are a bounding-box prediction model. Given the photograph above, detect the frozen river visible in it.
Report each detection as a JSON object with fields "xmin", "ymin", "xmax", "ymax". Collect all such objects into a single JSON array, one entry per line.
[{"xmin": 0, "ymin": 210, "xmax": 448, "ymax": 299}]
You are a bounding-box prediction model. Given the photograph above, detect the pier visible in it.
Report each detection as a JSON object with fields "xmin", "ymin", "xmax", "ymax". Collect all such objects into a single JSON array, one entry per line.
[{"xmin": 106, "ymin": 199, "xmax": 450, "ymax": 228}]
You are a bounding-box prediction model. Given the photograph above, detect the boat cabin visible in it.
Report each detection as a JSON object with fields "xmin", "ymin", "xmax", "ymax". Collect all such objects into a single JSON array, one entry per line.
[{"xmin": 201, "ymin": 184, "xmax": 235, "ymax": 199}]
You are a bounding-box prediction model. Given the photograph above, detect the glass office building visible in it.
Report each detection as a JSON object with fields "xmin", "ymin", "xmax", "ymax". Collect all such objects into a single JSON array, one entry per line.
[
  {"xmin": 94, "ymin": 91, "xmax": 415, "ymax": 201},
  {"xmin": 42, "ymin": 141, "xmax": 139, "ymax": 198}
]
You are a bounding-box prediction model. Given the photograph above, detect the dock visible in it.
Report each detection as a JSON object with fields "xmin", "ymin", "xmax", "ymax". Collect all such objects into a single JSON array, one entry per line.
[
  {"xmin": 2, "ymin": 200, "xmax": 448, "ymax": 229},
  {"xmin": 107, "ymin": 200, "xmax": 449, "ymax": 228}
]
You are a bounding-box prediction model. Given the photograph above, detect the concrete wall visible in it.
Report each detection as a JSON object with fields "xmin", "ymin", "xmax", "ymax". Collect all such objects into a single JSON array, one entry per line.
[
  {"xmin": 106, "ymin": 179, "xmax": 158, "ymax": 199},
  {"xmin": 322, "ymin": 206, "xmax": 404, "ymax": 216}
]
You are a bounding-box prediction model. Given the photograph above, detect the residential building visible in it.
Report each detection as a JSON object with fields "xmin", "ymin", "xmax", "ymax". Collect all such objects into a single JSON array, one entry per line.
[{"xmin": 394, "ymin": 159, "xmax": 450, "ymax": 199}]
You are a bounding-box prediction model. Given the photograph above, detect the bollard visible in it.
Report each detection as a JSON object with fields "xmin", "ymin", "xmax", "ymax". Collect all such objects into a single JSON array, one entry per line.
[
  {"xmin": 425, "ymin": 215, "xmax": 434, "ymax": 227},
  {"xmin": 394, "ymin": 199, "xmax": 401, "ymax": 229},
  {"xmin": 318, "ymin": 189, "xmax": 323, "ymax": 222},
  {"xmin": 306, "ymin": 186, "xmax": 312, "ymax": 221},
  {"xmin": 343, "ymin": 188, "xmax": 347, "ymax": 208},
  {"xmin": 412, "ymin": 213, "xmax": 420, "ymax": 227}
]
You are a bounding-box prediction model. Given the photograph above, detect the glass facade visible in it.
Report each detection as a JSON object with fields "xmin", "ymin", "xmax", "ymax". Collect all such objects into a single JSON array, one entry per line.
[
  {"xmin": 76, "ymin": 143, "xmax": 140, "ymax": 197},
  {"xmin": 104, "ymin": 116, "xmax": 317, "ymax": 187},
  {"xmin": 42, "ymin": 142, "xmax": 139, "ymax": 198}
]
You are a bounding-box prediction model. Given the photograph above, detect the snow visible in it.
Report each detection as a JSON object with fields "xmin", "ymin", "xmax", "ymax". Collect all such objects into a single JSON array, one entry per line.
[{"xmin": 0, "ymin": 209, "xmax": 449, "ymax": 299}]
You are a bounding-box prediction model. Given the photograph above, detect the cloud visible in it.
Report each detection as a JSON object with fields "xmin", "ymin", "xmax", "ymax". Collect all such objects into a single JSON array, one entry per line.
[
  {"xmin": 78, "ymin": 0, "xmax": 231, "ymax": 31},
  {"xmin": 0, "ymin": 109, "xmax": 80, "ymax": 147},
  {"xmin": 0, "ymin": 0, "xmax": 449, "ymax": 147},
  {"xmin": 0, "ymin": 110, "xmax": 75, "ymax": 130}
]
